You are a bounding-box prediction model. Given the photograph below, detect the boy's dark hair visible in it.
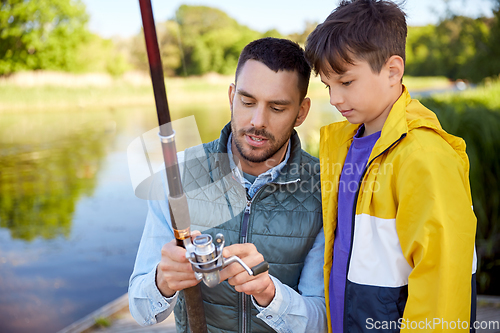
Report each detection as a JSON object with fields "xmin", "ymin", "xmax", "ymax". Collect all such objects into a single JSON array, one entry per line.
[
  {"xmin": 235, "ymin": 37, "xmax": 311, "ymax": 102},
  {"xmin": 305, "ymin": 0, "xmax": 407, "ymax": 75}
]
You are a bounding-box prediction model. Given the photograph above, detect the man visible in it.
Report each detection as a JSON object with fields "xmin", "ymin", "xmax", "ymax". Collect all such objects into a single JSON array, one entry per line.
[{"xmin": 129, "ymin": 37, "xmax": 326, "ymax": 333}]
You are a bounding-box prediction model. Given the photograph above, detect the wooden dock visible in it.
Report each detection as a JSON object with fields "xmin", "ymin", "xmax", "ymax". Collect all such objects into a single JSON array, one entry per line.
[{"xmin": 58, "ymin": 294, "xmax": 500, "ymax": 333}]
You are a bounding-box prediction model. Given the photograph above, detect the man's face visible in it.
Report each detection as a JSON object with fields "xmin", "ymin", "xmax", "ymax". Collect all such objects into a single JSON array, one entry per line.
[
  {"xmin": 229, "ymin": 60, "xmax": 309, "ymax": 167},
  {"xmin": 319, "ymin": 58, "xmax": 399, "ymax": 135}
]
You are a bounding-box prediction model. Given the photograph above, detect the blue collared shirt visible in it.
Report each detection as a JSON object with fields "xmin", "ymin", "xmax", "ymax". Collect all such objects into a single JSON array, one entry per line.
[{"xmin": 128, "ymin": 135, "xmax": 327, "ymax": 332}]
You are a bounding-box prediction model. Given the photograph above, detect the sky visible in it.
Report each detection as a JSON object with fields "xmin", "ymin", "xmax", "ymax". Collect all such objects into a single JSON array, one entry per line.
[{"xmin": 81, "ymin": 0, "xmax": 495, "ymax": 39}]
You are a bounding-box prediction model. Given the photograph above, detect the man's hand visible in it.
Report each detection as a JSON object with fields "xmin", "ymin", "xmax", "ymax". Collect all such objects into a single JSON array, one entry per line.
[
  {"xmin": 156, "ymin": 231, "xmax": 201, "ymax": 297},
  {"xmin": 220, "ymin": 243, "xmax": 275, "ymax": 307}
]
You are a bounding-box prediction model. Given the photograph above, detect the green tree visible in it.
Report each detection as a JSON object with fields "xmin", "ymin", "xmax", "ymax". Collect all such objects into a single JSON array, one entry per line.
[
  {"xmin": 131, "ymin": 20, "xmax": 184, "ymax": 76},
  {"xmin": 158, "ymin": 21, "xmax": 184, "ymax": 76},
  {"xmin": 405, "ymin": 16, "xmax": 490, "ymax": 81},
  {"xmin": 130, "ymin": 5, "xmax": 326, "ymax": 76},
  {"xmin": 288, "ymin": 21, "xmax": 318, "ymax": 46},
  {"xmin": 131, "ymin": 5, "xmax": 263, "ymax": 76},
  {"xmin": 0, "ymin": 0, "xmax": 90, "ymax": 75},
  {"xmin": 174, "ymin": 5, "xmax": 261, "ymax": 75},
  {"xmin": 473, "ymin": 0, "xmax": 500, "ymax": 80},
  {"xmin": 77, "ymin": 34, "xmax": 131, "ymax": 76}
]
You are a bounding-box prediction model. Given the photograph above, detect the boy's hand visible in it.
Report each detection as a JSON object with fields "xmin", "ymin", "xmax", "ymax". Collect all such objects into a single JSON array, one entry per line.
[
  {"xmin": 220, "ymin": 243, "xmax": 275, "ymax": 307},
  {"xmin": 156, "ymin": 231, "xmax": 202, "ymax": 297}
]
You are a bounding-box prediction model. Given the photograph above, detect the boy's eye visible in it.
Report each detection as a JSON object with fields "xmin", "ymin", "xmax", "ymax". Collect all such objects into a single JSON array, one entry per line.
[
  {"xmin": 271, "ymin": 106, "xmax": 285, "ymax": 112},
  {"xmin": 342, "ymin": 81, "xmax": 353, "ymax": 87}
]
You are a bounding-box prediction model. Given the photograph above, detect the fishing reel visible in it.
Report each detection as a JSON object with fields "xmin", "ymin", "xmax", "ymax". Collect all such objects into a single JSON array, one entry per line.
[{"xmin": 186, "ymin": 233, "xmax": 269, "ymax": 288}]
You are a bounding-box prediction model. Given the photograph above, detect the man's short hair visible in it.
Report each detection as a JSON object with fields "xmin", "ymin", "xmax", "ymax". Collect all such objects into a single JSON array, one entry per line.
[
  {"xmin": 235, "ymin": 37, "xmax": 311, "ymax": 102},
  {"xmin": 305, "ymin": 0, "xmax": 407, "ymax": 75}
]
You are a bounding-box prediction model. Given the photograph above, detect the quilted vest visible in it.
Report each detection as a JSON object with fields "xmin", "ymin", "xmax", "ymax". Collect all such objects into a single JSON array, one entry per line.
[{"xmin": 173, "ymin": 123, "xmax": 322, "ymax": 333}]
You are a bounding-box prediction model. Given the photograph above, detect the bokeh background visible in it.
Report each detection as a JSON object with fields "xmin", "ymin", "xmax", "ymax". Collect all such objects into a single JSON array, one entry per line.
[{"xmin": 0, "ymin": 0, "xmax": 499, "ymax": 332}]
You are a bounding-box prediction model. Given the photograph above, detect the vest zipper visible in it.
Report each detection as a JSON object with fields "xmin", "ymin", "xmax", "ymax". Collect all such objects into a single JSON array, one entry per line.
[
  {"xmin": 240, "ymin": 177, "xmax": 299, "ymax": 242},
  {"xmin": 239, "ymin": 178, "xmax": 300, "ymax": 333},
  {"xmin": 241, "ymin": 200, "xmax": 252, "ymax": 242},
  {"xmin": 343, "ymin": 133, "xmax": 406, "ymax": 320},
  {"xmin": 241, "ymin": 199, "xmax": 251, "ymax": 333}
]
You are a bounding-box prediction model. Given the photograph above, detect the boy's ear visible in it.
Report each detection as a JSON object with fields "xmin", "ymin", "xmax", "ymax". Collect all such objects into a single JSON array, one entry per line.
[{"xmin": 386, "ymin": 55, "xmax": 405, "ymax": 85}]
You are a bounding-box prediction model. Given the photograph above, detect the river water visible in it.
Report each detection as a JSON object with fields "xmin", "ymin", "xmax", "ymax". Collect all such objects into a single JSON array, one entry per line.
[{"xmin": 0, "ymin": 107, "xmax": 159, "ymax": 332}]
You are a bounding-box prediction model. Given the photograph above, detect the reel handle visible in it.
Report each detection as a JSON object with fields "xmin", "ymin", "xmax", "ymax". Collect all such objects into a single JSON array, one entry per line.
[
  {"xmin": 251, "ymin": 261, "xmax": 270, "ymax": 276},
  {"xmin": 222, "ymin": 256, "xmax": 269, "ymax": 276}
]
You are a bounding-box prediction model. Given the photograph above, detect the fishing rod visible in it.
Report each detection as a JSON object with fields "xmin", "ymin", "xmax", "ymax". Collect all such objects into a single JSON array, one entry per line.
[{"xmin": 137, "ymin": 1, "xmax": 207, "ymax": 332}]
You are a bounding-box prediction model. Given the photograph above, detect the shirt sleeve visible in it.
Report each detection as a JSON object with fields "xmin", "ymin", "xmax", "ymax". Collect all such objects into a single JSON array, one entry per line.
[
  {"xmin": 251, "ymin": 228, "xmax": 328, "ymax": 333},
  {"xmin": 128, "ymin": 195, "xmax": 179, "ymax": 326},
  {"xmin": 129, "ymin": 152, "xmax": 188, "ymax": 326},
  {"xmin": 396, "ymin": 148, "xmax": 476, "ymax": 332}
]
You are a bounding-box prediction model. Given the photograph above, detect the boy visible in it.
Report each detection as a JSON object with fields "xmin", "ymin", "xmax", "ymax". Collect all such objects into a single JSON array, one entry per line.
[{"xmin": 305, "ymin": 0, "xmax": 477, "ymax": 332}]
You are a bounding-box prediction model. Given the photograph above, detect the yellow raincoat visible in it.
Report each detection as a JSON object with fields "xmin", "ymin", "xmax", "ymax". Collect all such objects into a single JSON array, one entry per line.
[{"xmin": 320, "ymin": 86, "xmax": 477, "ymax": 332}]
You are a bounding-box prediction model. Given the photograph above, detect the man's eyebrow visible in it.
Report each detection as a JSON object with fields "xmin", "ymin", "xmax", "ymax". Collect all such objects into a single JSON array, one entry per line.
[
  {"xmin": 269, "ymin": 99, "xmax": 291, "ymax": 106},
  {"xmin": 236, "ymin": 89, "xmax": 255, "ymax": 99},
  {"xmin": 237, "ymin": 89, "xmax": 291, "ymax": 105}
]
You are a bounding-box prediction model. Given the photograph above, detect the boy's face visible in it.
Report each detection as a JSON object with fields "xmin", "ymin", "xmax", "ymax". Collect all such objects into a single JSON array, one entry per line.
[
  {"xmin": 228, "ymin": 59, "xmax": 310, "ymax": 172},
  {"xmin": 319, "ymin": 57, "xmax": 402, "ymax": 135}
]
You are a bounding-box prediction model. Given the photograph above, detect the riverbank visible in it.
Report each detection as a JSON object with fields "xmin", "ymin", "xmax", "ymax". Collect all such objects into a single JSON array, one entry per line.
[{"xmin": 0, "ymin": 71, "xmax": 452, "ymax": 113}]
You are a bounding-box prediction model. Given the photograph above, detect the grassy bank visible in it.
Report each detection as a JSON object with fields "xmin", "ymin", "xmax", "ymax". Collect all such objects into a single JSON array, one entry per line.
[
  {"xmin": 421, "ymin": 78, "xmax": 500, "ymax": 111},
  {"xmin": 0, "ymin": 71, "xmax": 452, "ymax": 113},
  {"xmin": 0, "ymin": 76, "xmax": 231, "ymax": 113}
]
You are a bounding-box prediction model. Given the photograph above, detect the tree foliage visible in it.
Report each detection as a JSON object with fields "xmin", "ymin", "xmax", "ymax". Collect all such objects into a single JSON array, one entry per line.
[
  {"xmin": 2, "ymin": 1, "xmax": 499, "ymax": 81},
  {"xmin": 473, "ymin": 0, "xmax": 500, "ymax": 80},
  {"xmin": 405, "ymin": 1, "xmax": 500, "ymax": 82},
  {"xmin": 78, "ymin": 34, "xmax": 131, "ymax": 76},
  {"xmin": 175, "ymin": 5, "xmax": 263, "ymax": 75},
  {"xmin": 405, "ymin": 16, "xmax": 492, "ymax": 81},
  {"xmin": 0, "ymin": 0, "xmax": 91, "ymax": 75},
  {"xmin": 288, "ymin": 21, "xmax": 318, "ymax": 46},
  {"xmin": 132, "ymin": 5, "xmax": 262, "ymax": 76}
]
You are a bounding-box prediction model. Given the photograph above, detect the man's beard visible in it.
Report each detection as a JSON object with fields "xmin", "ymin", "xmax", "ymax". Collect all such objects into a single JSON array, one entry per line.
[{"xmin": 231, "ymin": 121, "xmax": 294, "ymax": 164}]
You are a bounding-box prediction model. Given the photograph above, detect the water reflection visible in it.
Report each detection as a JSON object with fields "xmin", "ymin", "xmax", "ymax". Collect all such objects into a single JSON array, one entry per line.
[
  {"xmin": 0, "ymin": 108, "xmax": 151, "ymax": 333},
  {"xmin": 0, "ymin": 123, "xmax": 113, "ymax": 241}
]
